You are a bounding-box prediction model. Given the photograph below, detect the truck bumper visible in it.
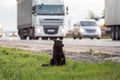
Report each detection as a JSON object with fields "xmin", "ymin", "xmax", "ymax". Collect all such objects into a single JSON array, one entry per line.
[{"xmin": 34, "ymin": 26, "xmax": 66, "ymax": 37}]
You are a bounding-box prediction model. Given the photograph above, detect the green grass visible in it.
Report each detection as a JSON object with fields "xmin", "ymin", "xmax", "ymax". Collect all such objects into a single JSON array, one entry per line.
[{"xmin": 0, "ymin": 47, "xmax": 120, "ymax": 80}]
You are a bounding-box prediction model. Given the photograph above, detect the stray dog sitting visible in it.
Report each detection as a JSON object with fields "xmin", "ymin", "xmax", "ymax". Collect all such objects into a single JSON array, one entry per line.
[
  {"xmin": 50, "ymin": 40, "xmax": 66, "ymax": 66},
  {"xmin": 42, "ymin": 40, "xmax": 66, "ymax": 66}
]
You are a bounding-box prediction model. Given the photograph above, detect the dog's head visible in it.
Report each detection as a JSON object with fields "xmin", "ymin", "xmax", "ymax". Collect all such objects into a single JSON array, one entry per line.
[
  {"xmin": 53, "ymin": 40, "xmax": 64, "ymax": 53},
  {"xmin": 54, "ymin": 40, "xmax": 64, "ymax": 48}
]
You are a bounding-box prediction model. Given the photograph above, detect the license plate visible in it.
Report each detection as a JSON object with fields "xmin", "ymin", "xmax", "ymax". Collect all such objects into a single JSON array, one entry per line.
[{"xmin": 48, "ymin": 29, "xmax": 55, "ymax": 32}]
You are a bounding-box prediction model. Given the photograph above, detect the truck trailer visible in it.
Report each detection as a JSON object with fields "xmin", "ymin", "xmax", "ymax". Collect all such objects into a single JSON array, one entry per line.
[
  {"xmin": 105, "ymin": 0, "xmax": 120, "ymax": 40},
  {"xmin": 16, "ymin": 0, "xmax": 68, "ymax": 40}
]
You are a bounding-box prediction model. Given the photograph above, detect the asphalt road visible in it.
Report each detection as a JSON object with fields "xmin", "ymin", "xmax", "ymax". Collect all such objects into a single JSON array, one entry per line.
[{"xmin": 0, "ymin": 37, "xmax": 120, "ymax": 47}]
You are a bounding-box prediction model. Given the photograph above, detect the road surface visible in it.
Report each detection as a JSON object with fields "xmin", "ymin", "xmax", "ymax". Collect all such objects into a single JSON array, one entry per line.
[
  {"xmin": 0, "ymin": 37, "xmax": 120, "ymax": 62},
  {"xmin": 0, "ymin": 37, "xmax": 120, "ymax": 47}
]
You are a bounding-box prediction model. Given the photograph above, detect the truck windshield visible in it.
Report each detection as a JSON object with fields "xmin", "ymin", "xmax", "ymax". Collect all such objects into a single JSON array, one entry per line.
[
  {"xmin": 80, "ymin": 21, "xmax": 97, "ymax": 26},
  {"xmin": 36, "ymin": 5, "xmax": 65, "ymax": 15}
]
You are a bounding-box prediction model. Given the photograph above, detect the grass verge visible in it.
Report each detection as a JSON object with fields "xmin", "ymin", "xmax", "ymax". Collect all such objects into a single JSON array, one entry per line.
[{"xmin": 0, "ymin": 47, "xmax": 120, "ymax": 80}]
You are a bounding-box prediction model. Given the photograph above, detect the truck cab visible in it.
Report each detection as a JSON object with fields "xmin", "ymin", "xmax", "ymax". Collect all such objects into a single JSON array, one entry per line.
[{"xmin": 32, "ymin": 0, "xmax": 67, "ymax": 40}]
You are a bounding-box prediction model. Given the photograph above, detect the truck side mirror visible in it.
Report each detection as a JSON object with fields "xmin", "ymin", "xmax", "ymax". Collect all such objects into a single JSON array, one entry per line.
[
  {"xmin": 32, "ymin": 11, "xmax": 35, "ymax": 14},
  {"xmin": 33, "ymin": 13, "xmax": 37, "ymax": 16},
  {"xmin": 66, "ymin": 6, "xmax": 69, "ymax": 15},
  {"xmin": 32, "ymin": 11, "xmax": 37, "ymax": 16},
  {"xmin": 32, "ymin": 6, "xmax": 36, "ymax": 14},
  {"xmin": 32, "ymin": 10, "xmax": 37, "ymax": 16}
]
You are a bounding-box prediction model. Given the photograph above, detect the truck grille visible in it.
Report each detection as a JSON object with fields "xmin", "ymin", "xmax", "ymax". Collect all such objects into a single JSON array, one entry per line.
[
  {"xmin": 44, "ymin": 26, "xmax": 59, "ymax": 35},
  {"xmin": 40, "ymin": 19, "xmax": 64, "ymax": 26},
  {"xmin": 85, "ymin": 29, "xmax": 96, "ymax": 33}
]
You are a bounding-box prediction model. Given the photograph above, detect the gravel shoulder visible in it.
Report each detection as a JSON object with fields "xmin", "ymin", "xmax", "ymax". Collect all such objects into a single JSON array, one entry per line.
[{"xmin": 0, "ymin": 40, "xmax": 120, "ymax": 63}]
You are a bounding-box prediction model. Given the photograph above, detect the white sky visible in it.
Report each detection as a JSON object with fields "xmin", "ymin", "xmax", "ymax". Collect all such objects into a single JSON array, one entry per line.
[{"xmin": 0, "ymin": 0, "xmax": 104, "ymax": 31}]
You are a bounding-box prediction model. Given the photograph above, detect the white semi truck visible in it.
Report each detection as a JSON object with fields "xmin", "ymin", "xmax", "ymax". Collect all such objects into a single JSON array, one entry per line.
[
  {"xmin": 105, "ymin": 0, "xmax": 120, "ymax": 40},
  {"xmin": 17, "ymin": 0, "xmax": 68, "ymax": 40}
]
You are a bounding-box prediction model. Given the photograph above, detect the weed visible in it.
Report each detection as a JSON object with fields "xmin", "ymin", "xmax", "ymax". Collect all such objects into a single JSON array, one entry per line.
[{"xmin": 87, "ymin": 49, "xmax": 96, "ymax": 55}]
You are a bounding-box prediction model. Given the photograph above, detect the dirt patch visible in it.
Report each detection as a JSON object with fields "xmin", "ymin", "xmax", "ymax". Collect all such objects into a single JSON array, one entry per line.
[{"xmin": 0, "ymin": 40, "xmax": 120, "ymax": 63}]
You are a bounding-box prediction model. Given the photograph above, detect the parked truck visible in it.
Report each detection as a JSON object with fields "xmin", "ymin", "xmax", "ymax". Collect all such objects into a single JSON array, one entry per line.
[
  {"xmin": 0, "ymin": 24, "xmax": 3, "ymax": 37},
  {"xmin": 16, "ymin": 0, "xmax": 68, "ymax": 40},
  {"xmin": 105, "ymin": 0, "xmax": 120, "ymax": 40}
]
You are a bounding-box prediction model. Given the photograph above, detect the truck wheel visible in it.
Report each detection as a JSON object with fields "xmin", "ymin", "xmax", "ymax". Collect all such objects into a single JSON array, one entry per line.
[
  {"xmin": 112, "ymin": 27, "xmax": 116, "ymax": 40},
  {"xmin": 59, "ymin": 37, "xmax": 63, "ymax": 40},
  {"xmin": 24, "ymin": 36, "xmax": 27, "ymax": 40},
  {"xmin": 54, "ymin": 37, "xmax": 57, "ymax": 40},
  {"xmin": 28, "ymin": 28, "xmax": 34, "ymax": 40},
  {"xmin": 50, "ymin": 37, "xmax": 54, "ymax": 40},
  {"xmin": 33, "ymin": 37, "xmax": 39, "ymax": 40},
  {"xmin": 29, "ymin": 37, "xmax": 33, "ymax": 40},
  {"xmin": 73, "ymin": 37, "xmax": 76, "ymax": 39},
  {"xmin": 118, "ymin": 27, "xmax": 120, "ymax": 40},
  {"xmin": 20, "ymin": 36, "xmax": 27, "ymax": 40},
  {"xmin": 97, "ymin": 37, "xmax": 100, "ymax": 40},
  {"xmin": 41, "ymin": 37, "xmax": 48, "ymax": 40},
  {"xmin": 51, "ymin": 37, "xmax": 57, "ymax": 40},
  {"xmin": 19, "ymin": 34, "xmax": 27, "ymax": 40},
  {"xmin": 79, "ymin": 37, "xmax": 82, "ymax": 39},
  {"xmin": 90, "ymin": 37, "xmax": 94, "ymax": 39},
  {"xmin": 115, "ymin": 26, "xmax": 119, "ymax": 40},
  {"xmin": 112, "ymin": 26, "xmax": 120, "ymax": 40},
  {"xmin": 19, "ymin": 29, "xmax": 28, "ymax": 40}
]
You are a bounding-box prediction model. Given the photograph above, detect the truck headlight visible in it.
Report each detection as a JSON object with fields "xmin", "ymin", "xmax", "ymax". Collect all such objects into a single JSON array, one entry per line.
[
  {"xmin": 61, "ymin": 28, "xmax": 65, "ymax": 33},
  {"xmin": 61, "ymin": 26, "xmax": 65, "ymax": 34},
  {"xmin": 35, "ymin": 28, "xmax": 41, "ymax": 33}
]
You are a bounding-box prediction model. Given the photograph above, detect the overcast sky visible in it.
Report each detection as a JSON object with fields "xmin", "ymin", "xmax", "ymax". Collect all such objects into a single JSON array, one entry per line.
[{"xmin": 0, "ymin": 0, "xmax": 104, "ymax": 31}]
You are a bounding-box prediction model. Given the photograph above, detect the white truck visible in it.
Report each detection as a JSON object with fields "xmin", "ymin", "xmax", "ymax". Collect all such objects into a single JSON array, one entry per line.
[
  {"xmin": 16, "ymin": 0, "xmax": 68, "ymax": 40},
  {"xmin": 0, "ymin": 24, "xmax": 3, "ymax": 37},
  {"xmin": 105, "ymin": 0, "xmax": 120, "ymax": 40}
]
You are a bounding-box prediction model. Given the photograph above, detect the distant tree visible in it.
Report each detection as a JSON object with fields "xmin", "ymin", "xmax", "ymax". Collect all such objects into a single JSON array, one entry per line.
[
  {"xmin": 87, "ymin": 10, "xmax": 105, "ymax": 21},
  {"xmin": 88, "ymin": 10, "xmax": 96, "ymax": 19}
]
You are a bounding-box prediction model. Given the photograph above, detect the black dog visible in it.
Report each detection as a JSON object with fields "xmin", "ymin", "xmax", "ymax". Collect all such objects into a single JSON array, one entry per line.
[
  {"xmin": 42, "ymin": 40, "xmax": 66, "ymax": 67},
  {"xmin": 50, "ymin": 40, "xmax": 66, "ymax": 66}
]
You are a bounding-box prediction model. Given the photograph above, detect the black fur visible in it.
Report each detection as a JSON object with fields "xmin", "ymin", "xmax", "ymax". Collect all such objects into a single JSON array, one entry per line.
[
  {"xmin": 50, "ymin": 40, "xmax": 66, "ymax": 66},
  {"xmin": 41, "ymin": 40, "xmax": 66, "ymax": 67}
]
